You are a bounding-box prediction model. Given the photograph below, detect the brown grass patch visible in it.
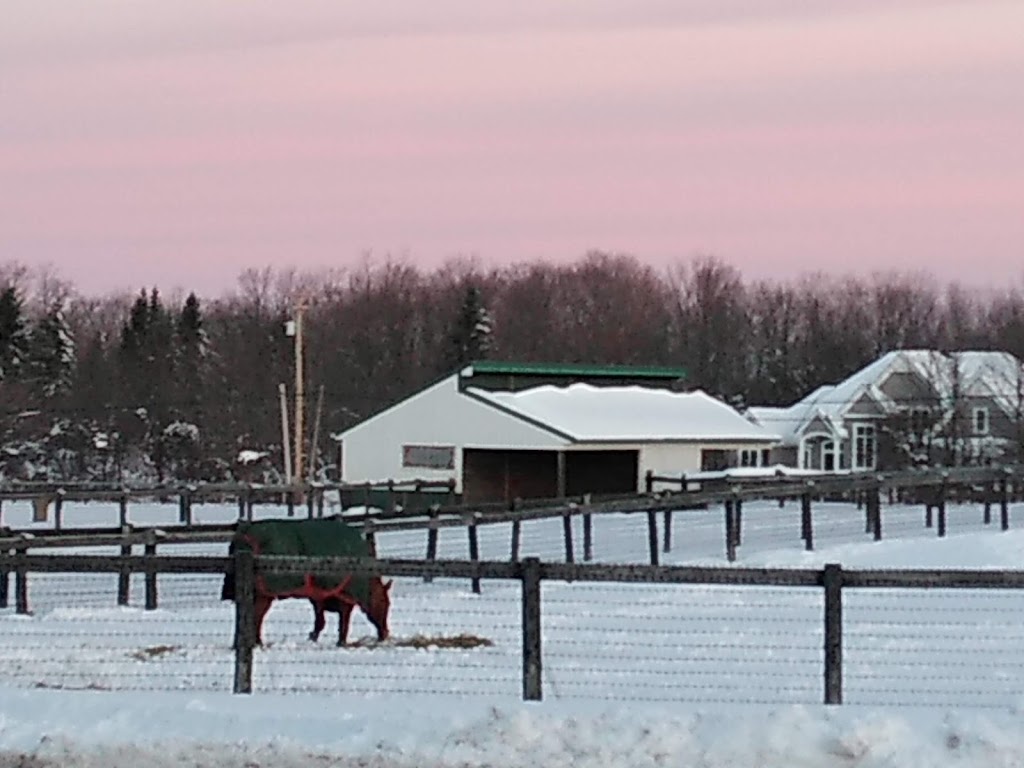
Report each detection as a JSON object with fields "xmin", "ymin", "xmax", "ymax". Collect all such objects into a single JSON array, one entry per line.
[
  {"xmin": 349, "ymin": 633, "xmax": 494, "ymax": 650},
  {"xmin": 130, "ymin": 644, "xmax": 180, "ymax": 662}
]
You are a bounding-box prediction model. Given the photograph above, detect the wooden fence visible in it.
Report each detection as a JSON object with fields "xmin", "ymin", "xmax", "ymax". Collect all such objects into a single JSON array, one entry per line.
[
  {"xmin": 3, "ymin": 550, "xmax": 1024, "ymax": 705},
  {"xmin": 2, "ymin": 464, "xmax": 1024, "ymax": 605}
]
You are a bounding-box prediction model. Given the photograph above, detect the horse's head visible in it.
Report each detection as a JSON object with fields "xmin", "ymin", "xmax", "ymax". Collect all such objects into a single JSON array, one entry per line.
[{"xmin": 367, "ymin": 577, "xmax": 392, "ymax": 641}]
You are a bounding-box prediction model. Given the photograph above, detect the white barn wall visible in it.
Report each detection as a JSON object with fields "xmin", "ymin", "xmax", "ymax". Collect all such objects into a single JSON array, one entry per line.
[
  {"xmin": 639, "ymin": 443, "xmax": 776, "ymax": 490},
  {"xmin": 339, "ymin": 376, "xmax": 568, "ymax": 490}
]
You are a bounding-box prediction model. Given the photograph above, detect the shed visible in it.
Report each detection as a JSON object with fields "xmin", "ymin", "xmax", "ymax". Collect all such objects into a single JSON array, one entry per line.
[{"xmin": 333, "ymin": 363, "xmax": 779, "ymax": 503}]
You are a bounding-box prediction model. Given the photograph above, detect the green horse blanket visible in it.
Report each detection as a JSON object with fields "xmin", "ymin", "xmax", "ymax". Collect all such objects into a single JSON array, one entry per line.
[{"xmin": 235, "ymin": 518, "xmax": 371, "ymax": 606}]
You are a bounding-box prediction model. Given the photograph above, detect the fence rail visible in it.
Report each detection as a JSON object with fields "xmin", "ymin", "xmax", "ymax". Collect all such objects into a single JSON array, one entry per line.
[
  {"xmin": 3, "ymin": 463, "xmax": 1023, "ymax": 575},
  {"xmin": 3, "ymin": 551, "xmax": 1024, "ymax": 705}
]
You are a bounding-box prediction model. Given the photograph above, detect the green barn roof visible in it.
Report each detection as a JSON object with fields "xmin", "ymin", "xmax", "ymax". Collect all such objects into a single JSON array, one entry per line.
[{"xmin": 458, "ymin": 360, "xmax": 687, "ymax": 392}]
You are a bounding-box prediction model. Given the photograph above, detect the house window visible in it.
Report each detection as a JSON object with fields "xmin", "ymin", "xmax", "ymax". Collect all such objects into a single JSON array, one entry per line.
[
  {"xmin": 822, "ymin": 440, "xmax": 836, "ymax": 472},
  {"xmin": 761, "ymin": 449, "xmax": 771, "ymax": 467},
  {"xmin": 973, "ymin": 407, "xmax": 990, "ymax": 435},
  {"xmin": 739, "ymin": 449, "xmax": 759, "ymax": 467},
  {"xmin": 402, "ymin": 445, "xmax": 455, "ymax": 469},
  {"xmin": 853, "ymin": 424, "xmax": 876, "ymax": 470}
]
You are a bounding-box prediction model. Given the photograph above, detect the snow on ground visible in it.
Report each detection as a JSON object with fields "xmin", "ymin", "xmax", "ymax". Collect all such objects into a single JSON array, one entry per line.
[{"xmin": 3, "ymin": 496, "xmax": 1024, "ymax": 766}]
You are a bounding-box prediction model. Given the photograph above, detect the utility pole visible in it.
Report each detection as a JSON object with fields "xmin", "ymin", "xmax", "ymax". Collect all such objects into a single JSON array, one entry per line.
[
  {"xmin": 293, "ymin": 302, "xmax": 306, "ymax": 487},
  {"xmin": 279, "ymin": 383, "xmax": 292, "ymax": 484}
]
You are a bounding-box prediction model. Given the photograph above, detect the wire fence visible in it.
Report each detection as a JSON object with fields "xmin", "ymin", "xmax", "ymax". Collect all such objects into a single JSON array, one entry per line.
[{"xmin": 5, "ymin": 551, "xmax": 1024, "ymax": 708}]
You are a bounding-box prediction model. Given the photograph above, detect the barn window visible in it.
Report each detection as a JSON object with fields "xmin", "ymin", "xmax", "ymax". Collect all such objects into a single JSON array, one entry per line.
[{"xmin": 402, "ymin": 445, "xmax": 455, "ymax": 469}]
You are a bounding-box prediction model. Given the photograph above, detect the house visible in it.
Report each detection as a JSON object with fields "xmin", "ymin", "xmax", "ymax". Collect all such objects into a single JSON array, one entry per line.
[
  {"xmin": 745, "ymin": 350, "xmax": 1024, "ymax": 471},
  {"xmin": 332, "ymin": 361, "xmax": 780, "ymax": 503}
]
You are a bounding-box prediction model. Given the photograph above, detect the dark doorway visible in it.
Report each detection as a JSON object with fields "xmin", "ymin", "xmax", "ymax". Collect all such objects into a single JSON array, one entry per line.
[
  {"xmin": 566, "ymin": 450, "xmax": 638, "ymax": 496},
  {"xmin": 462, "ymin": 449, "xmax": 557, "ymax": 504}
]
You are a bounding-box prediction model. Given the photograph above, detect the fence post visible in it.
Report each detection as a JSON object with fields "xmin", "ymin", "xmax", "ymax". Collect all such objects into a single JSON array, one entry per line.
[
  {"xmin": 734, "ymin": 499, "xmax": 743, "ymax": 548},
  {"xmin": 646, "ymin": 511, "xmax": 659, "ymax": 566},
  {"xmin": 521, "ymin": 557, "xmax": 542, "ymax": 702},
  {"xmin": 871, "ymin": 484, "xmax": 883, "ymax": 542},
  {"xmin": 144, "ymin": 531, "xmax": 158, "ymax": 611},
  {"xmin": 232, "ymin": 547, "xmax": 256, "ymax": 695},
  {"xmin": 663, "ymin": 510, "xmax": 673, "ymax": 553},
  {"xmin": 801, "ymin": 490, "xmax": 814, "ymax": 551},
  {"xmin": 823, "ymin": 563, "xmax": 843, "ymax": 705},
  {"xmin": 306, "ymin": 487, "xmax": 315, "ymax": 520},
  {"xmin": 467, "ymin": 514, "xmax": 481, "ymax": 595},
  {"xmin": 562, "ymin": 511, "xmax": 574, "ymax": 564},
  {"xmin": 937, "ymin": 478, "xmax": 948, "ymax": 538},
  {"xmin": 119, "ymin": 492, "xmax": 129, "ymax": 528},
  {"xmin": 984, "ymin": 481, "xmax": 993, "ymax": 525},
  {"xmin": 424, "ymin": 505, "xmax": 439, "ymax": 582},
  {"xmin": 583, "ymin": 494, "xmax": 593, "ymax": 562},
  {"xmin": 725, "ymin": 501, "xmax": 737, "ymax": 562},
  {"xmin": 0, "ymin": 530, "xmax": 9, "ymax": 609},
  {"xmin": 118, "ymin": 524, "xmax": 132, "ymax": 606},
  {"xmin": 180, "ymin": 488, "xmax": 193, "ymax": 526},
  {"xmin": 510, "ymin": 499, "xmax": 522, "ymax": 563},
  {"xmin": 1001, "ymin": 475, "xmax": 1010, "ymax": 531},
  {"xmin": 54, "ymin": 490, "xmax": 65, "ymax": 531},
  {"xmin": 14, "ymin": 543, "xmax": 29, "ymax": 615},
  {"xmin": 644, "ymin": 470, "xmax": 654, "ymax": 494}
]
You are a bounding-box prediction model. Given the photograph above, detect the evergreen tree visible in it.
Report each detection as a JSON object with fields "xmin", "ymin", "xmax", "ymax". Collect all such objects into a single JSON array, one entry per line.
[
  {"xmin": 0, "ymin": 285, "xmax": 30, "ymax": 382},
  {"xmin": 446, "ymin": 285, "xmax": 494, "ymax": 370},
  {"xmin": 29, "ymin": 299, "xmax": 76, "ymax": 399},
  {"xmin": 174, "ymin": 292, "xmax": 210, "ymax": 441}
]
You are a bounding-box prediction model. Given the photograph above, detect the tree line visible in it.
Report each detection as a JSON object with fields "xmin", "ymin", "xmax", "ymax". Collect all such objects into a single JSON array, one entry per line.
[{"xmin": 0, "ymin": 254, "xmax": 1021, "ymax": 483}]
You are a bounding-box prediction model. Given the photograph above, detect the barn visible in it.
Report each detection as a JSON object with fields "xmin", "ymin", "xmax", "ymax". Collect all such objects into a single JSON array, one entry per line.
[{"xmin": 333, "ymin": 362, "xmax": 780, "ymax": 504}]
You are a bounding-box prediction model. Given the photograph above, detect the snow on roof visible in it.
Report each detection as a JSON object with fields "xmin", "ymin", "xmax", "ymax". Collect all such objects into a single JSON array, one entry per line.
[
  {"xmin": 954, "ymin": 351, "xmax": 1023, "ymax": 415},
  {"xmin": 468, "ymin": 384, "xmax": 780, "ymax": 443}
]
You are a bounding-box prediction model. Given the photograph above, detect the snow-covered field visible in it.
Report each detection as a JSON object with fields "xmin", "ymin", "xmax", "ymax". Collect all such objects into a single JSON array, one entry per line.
[{"xmin": 3, "ymin": 497, "xmax": 1024, "ymax": 766}]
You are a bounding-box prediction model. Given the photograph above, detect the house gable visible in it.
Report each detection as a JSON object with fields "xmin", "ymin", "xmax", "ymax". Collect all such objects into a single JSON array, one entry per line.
[
  {"xmin": 845, "ymin": 390, "xmax": 887, "ymax": 418},
  {"xmin": 878, "ymin": 370, "xmax": 940, "ymax": 410}
]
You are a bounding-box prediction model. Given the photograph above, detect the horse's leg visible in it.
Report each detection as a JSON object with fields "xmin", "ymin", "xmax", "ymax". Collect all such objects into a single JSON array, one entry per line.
[
  {"xmin": 309, "ymin": 600, "xmax": 326, "ymax": 642},
  {"xmin": 253, "ymin": 595, "xmax": 273, "ymax": 647},
  {"xmin": 337, "ymin": 603, "xmax": 354, "ymax": 647}
]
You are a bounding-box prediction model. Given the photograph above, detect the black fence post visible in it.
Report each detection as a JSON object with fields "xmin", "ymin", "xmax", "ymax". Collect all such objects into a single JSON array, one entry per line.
[
  {"xmin": 562, "ymin": 512, "xmax": 575, "ymax": 564},
  {"xmin": 871, "ymin": 484, "xmax": 883, "ymax": 542},
  {"xmin": 725, "ymin": 501, "xmax": 737, "ymax": 563},
  {"xmin": 583, "ymin": 494, "xmax": 593, "ymax": 562},
  {"xmin": 734, "ymin": 499, "xmax": 743, "ymax": 548},
  {"xmin": 118, "ymin": 524, "xmax": 132, "ymax": 606},
  {"xmin": 646, "ymin": 511, "xmax": 659, "ymax": 566},
  {"xmin": 232, "ymin": 547, "xmax": 256, "ymax": 695},
  {"xmin": 424, "ymin": 505, "xmax": 439, "ymax": 582},
  {"xmin": 823, "ymin": 563, "xmax": 843, "ymax": 705},
  {"xmin": 14, "ymin": 544, "xmax": 29, "ymax": 615},
  {"xmin": 467, "ymin": 514, "xmax": 481, "ymax": 595},
  {"xmin": 984, "ymin": 481, "xmax": 993, "ymax": 525},
  {"xmin": 0, "ymin": 531, "xmax": 9, "ymax": 609},
  {"xmin": 644, "ymin": 470, "xmax": 654, "ymax": 494},
  {"xmin": 1001, "ymin": 475, "xmax": 1010, "ymax": 531},
  {"xmin": 144, "ymin": 532, "xmax": 158, "ymax": 611},
  {"xmin": 937, "ymin": 479, "xmax": 948, "ymax": 538},
  {"xmin": 54, "ymin": 490, "xmax": 64, "ymax": 531},
  {"xmin": 119, "ymin": 492, "xmax": 129, "ymax": 528},
  {"xmin": 521, "ymin": 557, "xmax": 542, "ymax": 702},
  {"xmin": 662, "ymin": 510, "xmax": 673, "ymax": 553},
  {"xmin": 801, "ymin": 491, "xmax": 814, "ymax": 551},
  {"xmin": 510, "ymin": 503, "xmax": 522, "ymax": 563}
]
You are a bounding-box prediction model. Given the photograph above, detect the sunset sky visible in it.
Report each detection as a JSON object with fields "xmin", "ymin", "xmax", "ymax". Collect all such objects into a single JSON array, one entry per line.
[{"xmin": 3, "ymin": 1, "xmax": 1022, "ymax": 296}]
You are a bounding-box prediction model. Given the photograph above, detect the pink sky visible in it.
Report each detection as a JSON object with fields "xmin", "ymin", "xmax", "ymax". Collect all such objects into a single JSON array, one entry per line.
[{"xmin": 2, "ymin": 1, "xmax": 1022, "ymax": 297}]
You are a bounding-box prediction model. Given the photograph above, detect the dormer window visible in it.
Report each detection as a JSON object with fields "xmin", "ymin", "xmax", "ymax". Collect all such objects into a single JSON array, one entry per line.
[{"xmin": 973, "ymin": 407, "xmax": 990, "ymax": 435}]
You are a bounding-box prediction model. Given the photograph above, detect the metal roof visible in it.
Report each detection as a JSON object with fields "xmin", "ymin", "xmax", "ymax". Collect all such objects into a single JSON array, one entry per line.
[{"xmin": 460, "ymin": 360, "xmax": 687, "ymax": 380}]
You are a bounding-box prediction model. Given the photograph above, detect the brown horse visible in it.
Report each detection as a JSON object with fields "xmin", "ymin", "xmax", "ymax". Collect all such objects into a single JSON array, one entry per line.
[
  {"xmin": 223, "ymin": 565, "xmax": 392, "ymax": 646},
  {"xmin": 221, "ymin": 519, "xmax": 392, "ymax": 646}
]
